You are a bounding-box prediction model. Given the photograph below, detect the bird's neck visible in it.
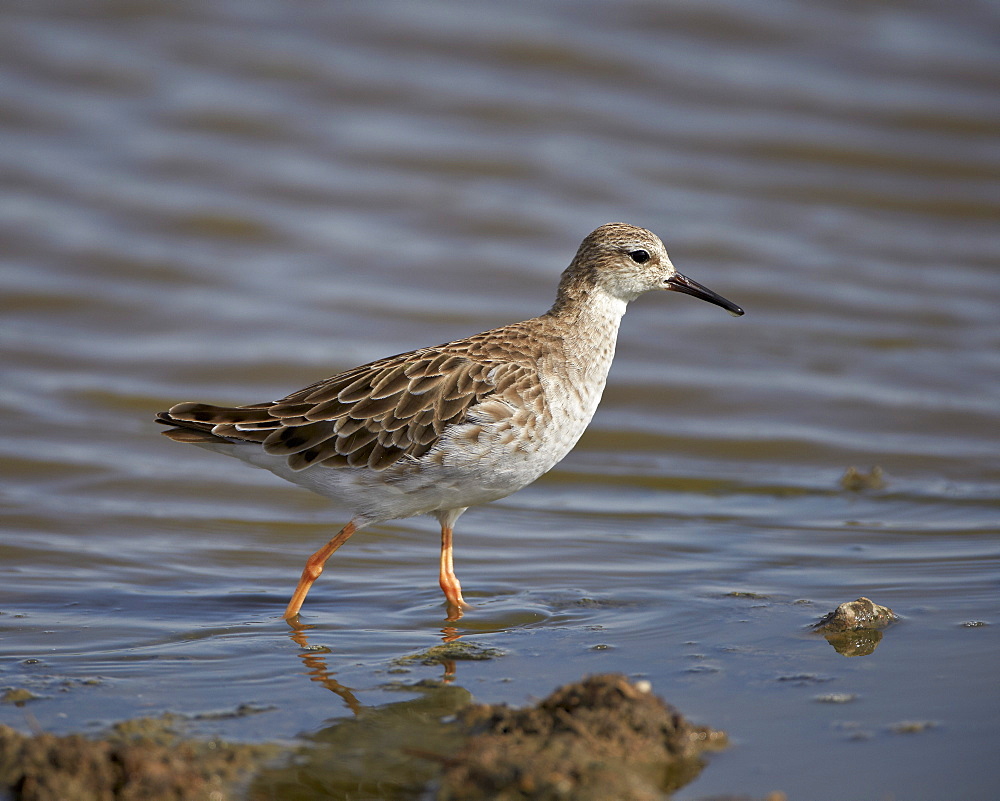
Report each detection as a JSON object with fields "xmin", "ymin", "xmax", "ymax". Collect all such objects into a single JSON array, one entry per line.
[
  {"xmin": 545, "ymin": 284, "xmax": 627, "ymax": 387},
  {"xmin": 547, "ymin": 282, "xmax": 628, "ymax": 334}
]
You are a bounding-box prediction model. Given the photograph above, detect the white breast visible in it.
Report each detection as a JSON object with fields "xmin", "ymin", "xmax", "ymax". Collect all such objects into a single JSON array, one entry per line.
[{"xmin": 208, "ymin": 290, "xmax": 628, "ymax": 526}]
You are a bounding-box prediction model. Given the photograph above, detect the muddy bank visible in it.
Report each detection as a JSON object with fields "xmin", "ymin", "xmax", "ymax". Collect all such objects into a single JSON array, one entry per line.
[
  {"xmin": 1, "ymin": 674, "xmax": 728, "ymax": 801},
  {"xmin": 0, "ymin": 716, "xmax": 281, "ymax": 801}
]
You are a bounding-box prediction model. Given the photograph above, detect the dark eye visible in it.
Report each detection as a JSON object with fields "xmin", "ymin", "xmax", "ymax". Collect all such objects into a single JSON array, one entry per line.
[{"xmin": 628, "ymin": 249, "xmax": 650, "ymax": 264}]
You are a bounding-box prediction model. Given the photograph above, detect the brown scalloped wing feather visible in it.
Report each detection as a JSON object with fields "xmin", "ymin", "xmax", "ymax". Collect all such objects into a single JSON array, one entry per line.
[{"xmin": 160, "ymin": 346, "xmax": 539, "ymax": 473}]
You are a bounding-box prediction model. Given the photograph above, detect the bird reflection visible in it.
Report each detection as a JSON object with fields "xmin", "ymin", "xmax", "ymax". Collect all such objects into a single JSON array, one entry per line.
[
  {"xmin": 286, "ymin": 618, "xmax": 364, "ymax": 713},
  {"xmin": 286, "ymin": 609, "xmax": 469, "ymax": 701}
]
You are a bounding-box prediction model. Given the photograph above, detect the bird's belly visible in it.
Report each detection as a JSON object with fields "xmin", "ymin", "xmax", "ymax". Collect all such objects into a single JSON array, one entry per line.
[
  {"xmin": 204, "ymin": 435, "xmax": 546, "ymax": 523},
  {"xmin": 197, "ymin": 367, "xmax": 603, "ymax": 524}
]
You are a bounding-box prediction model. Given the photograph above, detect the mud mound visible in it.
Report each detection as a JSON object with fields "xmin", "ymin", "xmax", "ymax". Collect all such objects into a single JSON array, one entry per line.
[{"xmin": 437, "ymin": 673, "xmax": 726, "ymax": 801}]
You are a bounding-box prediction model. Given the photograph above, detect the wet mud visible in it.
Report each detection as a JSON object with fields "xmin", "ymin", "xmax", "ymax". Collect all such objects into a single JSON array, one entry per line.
[
  {"xmin": 1, "ymin": 674, "xmax": 728, "ymax": 801},
  {"xmin": 0, "ymin": 717, "xmax": 282, "ymax": 801},
  {"xmin": 437, "ymin": 673, "xmax": 727, "ymax": 801}
]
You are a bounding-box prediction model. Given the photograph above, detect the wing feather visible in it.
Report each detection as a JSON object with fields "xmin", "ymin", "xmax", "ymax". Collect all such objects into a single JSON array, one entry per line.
[{"xmin": 158, "ymin": 343, "xmax": 542, "ymax": 473}]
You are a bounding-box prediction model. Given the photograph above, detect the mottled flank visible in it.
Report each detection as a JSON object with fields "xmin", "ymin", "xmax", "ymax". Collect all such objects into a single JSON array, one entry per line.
[
  {"xmin": 160, "ymin": 333, "xmax": 546, "ymax": 473},
  {"xmin": 157, "ymin": 223, "xmax": 743, "ymax": 617}
]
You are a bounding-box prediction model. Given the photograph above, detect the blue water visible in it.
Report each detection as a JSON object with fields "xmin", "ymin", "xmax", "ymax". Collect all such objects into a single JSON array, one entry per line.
[{"xmin": 1, "ymin": 2, "xmax": 998, "ymax": 799}]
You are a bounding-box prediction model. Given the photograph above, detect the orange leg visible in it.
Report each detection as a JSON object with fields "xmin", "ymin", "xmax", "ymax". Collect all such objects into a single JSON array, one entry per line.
[
  {"xmin": 439, "ymin": 523, "xmax": 471, "ymax": 620},
  {"xmin": 283, "ymin": 521, "xmax": 357, "ymax": 619}
]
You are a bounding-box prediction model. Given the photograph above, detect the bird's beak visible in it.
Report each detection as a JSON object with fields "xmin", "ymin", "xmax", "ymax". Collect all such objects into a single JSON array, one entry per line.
[{"xmin": 665, "ymin": 273, "xmax": 744, "ymax": 317}]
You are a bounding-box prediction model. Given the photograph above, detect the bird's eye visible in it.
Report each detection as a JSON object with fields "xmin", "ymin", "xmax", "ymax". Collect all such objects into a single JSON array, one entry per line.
[{"xmin": 628, "ymin": 249, "xmax": 650, "ymax": 264}]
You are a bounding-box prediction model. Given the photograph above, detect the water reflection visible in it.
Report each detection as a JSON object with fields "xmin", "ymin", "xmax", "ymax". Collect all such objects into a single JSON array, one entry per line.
[
  {"xmin": 822, "ymin": 628, "xmax": 884, "ymax": 658},
  {"xmin": 287, "ymin": 619, "xmax": 364, "ymax": 715},
  {"xmin": 251, "ymin": 672, "xmax": 471, "ymax": 800},
  {"xmin": 276, "ymin": 620, "xmax": 492, "ymax": 797},
  {"xmin": 275, "ymin": 623, "xmax": 723, "ymax": 801},
  {"xmin": 286, "ymin": 615, "xmax": 476, "ymax": 703},
  {"xmin": 1, "ymin": 0, "xmax": 997, "ymax": 797}
]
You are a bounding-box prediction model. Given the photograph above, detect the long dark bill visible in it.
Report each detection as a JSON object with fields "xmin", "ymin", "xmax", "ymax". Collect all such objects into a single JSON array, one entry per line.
[{"xmin": 666, "ymin": 273, "xmax": 744, "ymax": 317}]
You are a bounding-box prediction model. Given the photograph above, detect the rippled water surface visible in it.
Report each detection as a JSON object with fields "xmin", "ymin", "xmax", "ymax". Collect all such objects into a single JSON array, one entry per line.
[{"xmin": 2, "ymin": 2, "xmax": 998, "ymax": 799}]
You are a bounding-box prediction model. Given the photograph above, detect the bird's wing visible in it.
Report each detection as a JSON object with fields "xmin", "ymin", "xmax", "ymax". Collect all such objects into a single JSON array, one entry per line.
[{"xmin": 158, "ymin": 346, "xmax": 539, "ymax": 472}]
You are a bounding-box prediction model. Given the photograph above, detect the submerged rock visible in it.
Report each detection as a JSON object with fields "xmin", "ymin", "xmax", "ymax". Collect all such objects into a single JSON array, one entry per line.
[
  {"xmin": 812, "ymin": 597, "xmax": 899, "ymax": 657},
  {"xmin": 813, "ymin": 597, "xmax": 897, "ymax": 633},
  {"xmin": 437, "ymin": 673, "xmax": 726, "ymax": 801},
  {"xmin": 1, "ymin": 688, "xmax": 39, "ymax": 706},
  {"xmin": 392, "ymin": 641, "xmax": 505, "ymax": 667},
  {"xmin": 840, "ymin": 465, "xmax": 886, "ymax": 491}
]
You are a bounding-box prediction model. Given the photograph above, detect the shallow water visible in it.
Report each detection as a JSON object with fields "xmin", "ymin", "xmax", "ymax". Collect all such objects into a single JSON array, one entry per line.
[{"xmin": 1, "ymin": 1, "xmax": 999, "ymax": 799}]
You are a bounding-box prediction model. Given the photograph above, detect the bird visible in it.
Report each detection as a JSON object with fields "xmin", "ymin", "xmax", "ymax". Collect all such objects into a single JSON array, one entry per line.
[{"xmin": 156, "ymin": 223, "xmax": 744, "ymax": 620}]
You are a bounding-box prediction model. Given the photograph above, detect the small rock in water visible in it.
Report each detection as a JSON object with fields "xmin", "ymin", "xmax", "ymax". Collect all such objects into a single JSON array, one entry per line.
[
  {"xmin": 812, "ymin": 597, "xmax": 898, "ymax": 657},
  {"xmin": 0, "ymin": 688, "xmax": 39, "ymax": 705},
  {"xmin": 889, "ymin": 720, "xmax": 937, "ymax": 734},
  {"xmin": 814, "ymin": 692, "xmax": 858, "ymax": 704},
  {"xmin": 840, "ymin": 465, "xmax": 886, "ymax": 491},
  {"xmin": 813, "ymin": 597, "xmax": 897, "ymax": 633}
]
